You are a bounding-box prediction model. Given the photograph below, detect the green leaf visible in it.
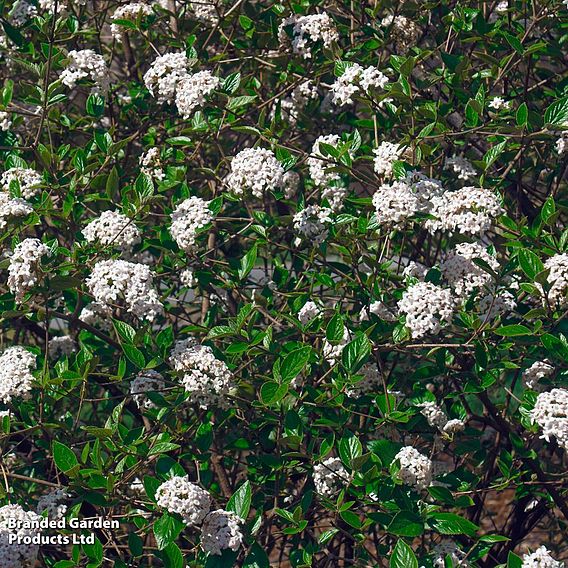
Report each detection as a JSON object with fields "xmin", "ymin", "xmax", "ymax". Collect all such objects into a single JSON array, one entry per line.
[
  {"xmin": 429, "ymin": 513, "xmax": 479, "ymax": 536},
  {"xmin": 86, "ymin": 94, "xmax": 105, "ymax": 118},
  {"xmin": 128, "ymin": 532, "xmax": 143, "ymax": 557},
  {"xmin": 518, "ymin": 249, "xmax": 544, "ymax": 279},
  {"xmin": 494, "ymin": 324, "xmax": 531, "ymax": 337},
  {"xmin": 338, "ymin": 431, "xmax": 362, "ymax": 468},
  {"xmin": 260, "ymin": 381, "xmax": 288, "ymax": 405},
  {"xmin": 516, "ymin": 103, "xmax": 528, "ymax": 126},
  {"xmin": 544, "ymin": 96, "xmax": 568, "ymax": 127},
  {"xmin": 483, "ymin": 140, "xmax": 507, "ymax": 169},
  {"xmin": 222, "ymin": 72, "xmax": 241, "ymax": 94},
  {"xmin": 388, "ymin": 511, "xmax": 424, "ymax": 536},
  {"xmin": 280, "ymin": 347, "xmax": 310, "ymax": 383},
  {"xmin": 238, "ymin": 245, "xmax": 257, "ymax": 280},
  {"xmin": 507, "ymin": 552, "xmax": 523, "ymax": 568},
  {"xmin": 53, "ymin": 441, "xmax": 79, "ymax": 473},
  {"xmin": 326, "ymin": 313, "xmax": 345, "ymax": 342},
  {"xmin": 389, "ymin": 540, "xmax": 418, "ymax": 568},
  {"xmin": 341, "ymin": 334, "xmax": 371, "ymax": 373},
  {"xmin": 227, "ymin": 480, "xmax": 251, "ymax": 520},
  {"xmin": 122, "ymin": 344, "xmax": 146, "ymax": 368},
  {"xmin": 243, "ymin": 543, "xmax": 270, "ymax": 568},
  {"xmin": 153, "ymin": 513, "xmax": 184, "ymax": 550},
  {"xmin": 113, "ymin": 319, "xmax": 136, "ymax": 344},
  {"xmin": 161, "ymin": 543, "xmax": 184, "ymax": 568},
  {"xmin": 135, "ymin": 172, "xmax": 154, "ymax": 200}
]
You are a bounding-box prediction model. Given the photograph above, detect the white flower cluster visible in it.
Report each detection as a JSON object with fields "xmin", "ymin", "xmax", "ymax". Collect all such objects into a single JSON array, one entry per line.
[
  {"xmin": 200, "ymin": 509, "xmax": 244, "ymax": 555},
  {"xmin": 444, "ymin": 155, "xmax": 477, "ymax": 180},
  {"xmin": 278, "ymin": 13, "xmax": 338, "ymax": 59},
  {"xmin": 175, "ymin": 70, "xmax": 220, "ymax": 118},
  {"xmin": 111, "ymin": 2, "xmax": 154, "ymax": 40},
  {"xmin": 360, "ymin": 300, "xmax": 396, "ymax": 322},
  {"xmin": 523, "ymin": 361, "xmax": 554, "ymax": 391},
  {"xmin": 79, "ymin": 302, "xmax": 112, "ymax": 330},
  {"xmin": 330, "ymin": 64, "xmax": 389, "ymax": 106},
  {"xmin": 144, "ymin": 52, "xmax": 192, "ymax": 102},
  {"xmin": 9, "ymin": 0, "xmax": 37, "ymax": 26},
  {"xmin": 131, "ymin": 370, "xmax": 165, "ymax": 408},
  {"xmin": 48, "ymin": 335, "xmax": 76, "ymax": 359},
  {"xmin": 477, "ymin": 289, "xmax": 517, "ymax": 320},
  {"xmin": 86, "ymin": 259, "xmax": 163, "ymax": 321},
  {"xmin": 417, "ymin": 402, "xmax": 466, "ymax": 436},
  {"xmin": 372, "ymin": 172, "xmax": 443, "ymax": 225},
  {"xmin": 168, "ymin": 338, "xmax": 233, "ymax": 409},
  {"xmin": 0, "ymin": 191, "xmax": 32, "ymax": 229},
  {"xmin": 0, "ymin": 504, "xmax": 40, "ymax": 567},
  {"xmin": 293, "ymin": 205, "xmax": 333, "ymax": 244},
  {"xmin": 323, "ymin": 329, "xmax": 350, "ymax": 365},
  {"xmin": 432, "ymin": 540, "xmax": 470, "ymax": 567},
  {"xmin": 272, "ymin": 81, "xmax": 318, "ymax": 125},
  {"xmin": 155, "ymin": 476, "xmax": 212, "ymax": 525},
  {"xmin": 373, "ymin": 142, "xmax": 403, "ymax": 178},
  {"xmin": 488, "ymin": 96, "xmax": 511, "ymax": 111},
  {"xmin": 542, "ymin": 253, "xmax": 568, "ymax": 306},
  {"xmin": 0, "ymin": 346, "xmax": 36, "ymax": 403},
  {"xmin": 1, "ymin": 167, "xmax": 43, "ymax": 199},
  {"xmin": 0, "ymin": 111, "xmax": 12, "ymax": 131},
  {"xmin": 381, "ymin": 14, "xmax": 419, "ymax": 52},
  {"xmin": 531, "ymin": 389, "xmax": 568, "ymax": 450},
  {"xmin": 180, "ymin": 268, "xmax": 195, "ymax": 287},
  {"xmin": 426, "ymin": 187, "xmax": 504, "ymax": 235},
  {"xmin": 521, "ymin": 546, "xmax": 564, "ymax": 568},
  {"xmin": 346, "ymin": 363, "xmax": 382, "ymax": 398},
  {"xmin": 440, "ymin": 242, "xmax": 499, "ymax": 298},
  {"xmin": 140, "ymin": 147, "xmax": 165, "ymax": 181},
  {"xmin": 8, "ymin": 238, "xmax": 50, "ymax": 302},
  {"xmin": 60, "ymin": 49, "xmax": 109, "ymax": 94},
  {"xmin": 169, "ymin": 196, "xmax": 212, "ymax": 252},
  {"xmin": 555, "ymin": 134, "xmax": 568, "ymax": 155},
  {"xmin": 313, "ymin": 457, "xmax": 349, "ymax": 497},
  {"xmin": 188, "ymin": 1, "xmax": 218, "ymax": 25},
  {"xmin": 37, "ymin": 488, "xmax": 70, "ymax": 520},
  {"xmin": 393, "ymin": 446, "xmax": 432, "ymax": 490},
  {"xmin": 298, "ymin": 300, "xmax": 321, "ymax": 324},
  {"xmin": 398, "ymin": 282, "xmax": 455, "ymax": 339},
  {"xmin": 38, "ymin": 0, "xmax": 68, "ymax": 13},
  {"xmin": 226, "ymin": 147, "xmax": 286, "ymax": 198},
  {"xmin": 82, "ymin": 210, "xmax": 141, "ymax": 252},
  {"xmin": 403, "ymin": 261, "xmax": 429, "ymax": 281}
]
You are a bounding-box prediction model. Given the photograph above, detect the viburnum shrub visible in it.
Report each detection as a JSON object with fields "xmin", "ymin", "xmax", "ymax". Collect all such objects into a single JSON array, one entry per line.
[{"xmin": 1, "ymin": 0, "xmax": 568, "ymax": 566}]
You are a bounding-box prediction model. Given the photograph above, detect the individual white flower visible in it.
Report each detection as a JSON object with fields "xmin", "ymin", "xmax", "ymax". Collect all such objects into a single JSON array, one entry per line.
[
  {"xmin": 225, "ymin": 147, "xmax": 286, "ymax": 198},
  {"xmin": 131, "ymin": 370, "xmax": 166, "ymax": 409},
  {"xmin": 444, "ymin": 155, "xmax": 477, "ymax": 180},
  {"xmin": 155, "ymin": 476, "xmax": 211, "ymax": 526},
  {"xmin": 180, "ymin": 268, "xmax": 196, "ymax": 287},
  {"xmin": 393, "ymin": 446, "xmax": 432, "ymax": 489},
  {"xmin": 9, "ymin": 0, "xmax": 37, "ymax": 26},
  {"xmin": 330, "ymin": 63, "xmax": 389, "ymax": 106},
  {"xmin": 555, "ymin": 134, "xmax": 568, "ymax": 155},
  {"xmin": 313, "ymin": 457, "xmax": 349, "ymax": 497},
  {"xmin": 488, "ymin": 96, "xmax": 511, "ymax": 111},
  {"xmin": 86, "ymin": 259, "xmax": 163, "ymax": 321},
  {"xmin": 417, "ymin": 401, "xmax": 466, "ymax": 436},
  {"xmin": 381, "ymin": 14, "xmax": 419, "ymax": 52},
  {"xmin": 521, "ymin": 546, "xmax": 564, "ymax": 568},
  {"xmin": 37, "ymin": 488, "xmax": 70, "ymax": 520},
  {"xmin": 82, "ymin": 210, "xmax": 141, "ymax": 252},
  {"xmin": 359, "ymin": 300, "xmax": 397, "ymax": 322},
  {"xmin": 0, "ymin": 504, "xmax": 41, "ymax": 567},
  {"xmin": 38, "ymin": 0, "xmax": 67, "ymax": 13},
  {"xmin": 278, "ymin": 13, "xmax": 338, "ymax": 59},
  {"xmin": 297, "ymin": 300, "xmax": 321, "ymax": 324},
  {"xmin": 168, "ymin": 338, "xmax": 233, "ymax": 409},
  {"xmin": 110, "ymin": 2, "xmax": 154, "ymax": 41},
  {"xmin": 489, "ymin": 0, "xmax": 509, "ymax": 22},
  {"xmin": 188, "ymin": 1, "xmax": 218, "ymax": 25},
  {"xmin": 432, "ymin": 540, "xmax": 470, "ymax": 567},
  {"xmin": 8, "ymin": 238, "xmax": 51, "ymax": 302},
  {"xmin": 175, "ymin": 70, "xmax": 220, "ymax": 118},
  {"xmin": 0, "ymin": 346, "xmax": 36, "ymax": 403},
  {"xmin": 1, "ymin": 167, "xmax": 43, "ymax": 199},
  {"xmin": 426, "ymin": 187, "xmax": 504, "ymax": 236},
  {"xmin": 541, "ymin": 253, "xmax": 568, "ymax": 306},
  {"xmin": 0, "ymin": 111, "xmax": 11, "ymax": 131},
  {"xmin": 200, "ymin": 509, "xmax": 244, "ymax": 555},
  {"xmin": 531, "ymin": 389, "xmax": 568, "ymax": 451},
  {"xmin": 293, "ymin": 205, "xmax": 333, "ymax": 244},
  {"xmin": 440, "ymin": 242, "xmax": 499, "ymax": 298},
  {"xmin": 322, "ymin": 328, "xmax": 350, "ymax": 365},
  {"xmin": 0, "ymin": 191, "xmax": 32, "ymax": 228},
  {"xmin": 398, "ymin": 282, "xmax": 455, "ymax": 339},
  {"xmin": 373, "ymin": 141, "xmax": 403, "ymax": 178},
  {"xmin": 48, "ymin": 335, "xmax": 76, "ymax": 359},
  {"xmin": 523, "ymin": 361, "xmax": 555, "ymax": 391},
  {"xmin": 128, "ymin": 477, "xmax": 145, "ymax": 495},
  {"xmin": 169, "ymin": 196, "xmax": 212, "ymax": 252},
  {"xmin": 144, "ymin": 52, "xmax": 192, "ymax": 102},
  {"xmin": 60, "ymin": 49, "xmax": 109, "ymax": 94}
]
